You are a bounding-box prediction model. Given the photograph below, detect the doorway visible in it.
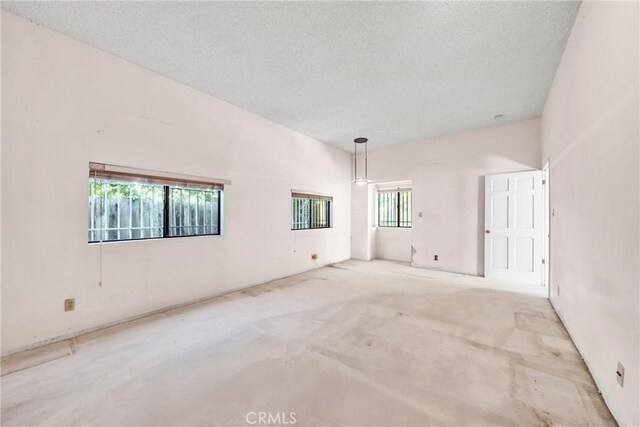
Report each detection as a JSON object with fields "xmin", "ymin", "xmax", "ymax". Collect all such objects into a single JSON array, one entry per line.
[{"xmin": 542, "ymin": 161, "xmax": 550, "ymax": 293}]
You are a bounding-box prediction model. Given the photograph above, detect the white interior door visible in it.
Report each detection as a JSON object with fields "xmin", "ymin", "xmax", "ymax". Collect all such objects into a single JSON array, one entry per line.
[{"xmin": 484, "ymin": 170, "xmax": 543, "ymax": 286}]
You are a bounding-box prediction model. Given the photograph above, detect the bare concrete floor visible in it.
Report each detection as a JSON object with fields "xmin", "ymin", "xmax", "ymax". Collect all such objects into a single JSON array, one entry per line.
[{"xmin": 1, "ymin": 260, "xmax": 615, "ymax": 426}]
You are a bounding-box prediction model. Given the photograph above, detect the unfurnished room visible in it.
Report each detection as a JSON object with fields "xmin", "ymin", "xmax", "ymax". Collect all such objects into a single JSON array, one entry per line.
[{"xmin": 0, "ymin": 1, "xmax": 638, "ymax": 426}]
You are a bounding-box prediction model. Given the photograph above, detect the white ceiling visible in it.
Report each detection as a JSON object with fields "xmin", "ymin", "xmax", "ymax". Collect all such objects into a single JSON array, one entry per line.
[{"xmin": 2, "ymin": 1, "xmax": 581, "ymax": 151}]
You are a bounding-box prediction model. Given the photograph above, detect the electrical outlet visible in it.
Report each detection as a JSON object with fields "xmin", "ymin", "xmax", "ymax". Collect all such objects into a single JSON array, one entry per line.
[
  {"xmin": 616, "ymin": 362, "xmax": 624, "ymax": 387},
  {"xmin": 311, "ymin": 253, "xmax": 318, "ymax": 261},
  {"xmin": 556, "ymin": 284, "xmax": 560, "ymax": 297},
  {"xmin": 434, "ymin": 255, "xmax": 438, "ymax": 261},
  {"xmin": 64, "ymin": 298, "xmax": 75, "ymax": 312}
]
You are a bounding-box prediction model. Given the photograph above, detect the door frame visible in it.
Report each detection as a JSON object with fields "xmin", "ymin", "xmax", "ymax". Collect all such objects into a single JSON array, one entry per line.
[{"xmin": 542, "ymin": 160, "xmax": 551, "ymax": 295}]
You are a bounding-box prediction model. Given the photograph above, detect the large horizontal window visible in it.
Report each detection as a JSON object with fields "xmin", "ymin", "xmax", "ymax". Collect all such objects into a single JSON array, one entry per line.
[
  {"xmin": 88, "ymin": 163, "xmax": 223, "ymax": 243},
  {"xmin": 378, "ymin": 189, "xmax": 411, "ymax": 227},
  {"xmin": 291, "ymin": 192, "xmax": 332, "ymax": 230}
]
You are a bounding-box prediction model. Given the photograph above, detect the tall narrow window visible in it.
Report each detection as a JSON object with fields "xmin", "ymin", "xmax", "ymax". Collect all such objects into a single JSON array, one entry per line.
[
  {"xmin": 291, "ymin": 192, "xmax": 332, "ymax": 230},
  {"xmin": 88, "ymin": 163, "xmax": 224, "ymax": 242},
  {"xmin": 378, "ymin": 189, "xmax": 411, "ymax": 227}
]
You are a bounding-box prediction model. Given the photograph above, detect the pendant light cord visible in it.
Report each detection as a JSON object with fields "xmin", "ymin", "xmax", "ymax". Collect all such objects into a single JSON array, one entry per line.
[
  {"xmin": 354, "ymin": 141, "xmax": 357, "ymax": 181},
  {"xmin": 365, "ymin": 140, "xmax": 368, "ymax": 180}
]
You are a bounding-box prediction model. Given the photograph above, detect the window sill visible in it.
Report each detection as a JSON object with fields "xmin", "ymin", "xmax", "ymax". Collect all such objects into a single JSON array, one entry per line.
[{"xmin": 88, "ymin": 234, "xmax": 222, "ymax": 245}]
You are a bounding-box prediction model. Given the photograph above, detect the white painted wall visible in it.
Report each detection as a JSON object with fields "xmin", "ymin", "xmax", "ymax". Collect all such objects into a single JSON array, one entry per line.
[
  {"xmin": 1, "ymin": 12, "xmax": 351, "ymax": 355},
  {"xmin": 377, "ymin": 228, "xmax": 411, "ymax": 262},
  {"xmin": 350, "ymin": 184, "xmax": 370, "ymax": 260},
  {"xmin": 350, "ymin": 183, "xmax": 377, "ymax": 261},
  {"xmin": 352, "ymin": 119, "xmax": 541, "ymax": 276},
  {"xmin": 541, "ymin": 2, "xmax": 639, "ymax": 425}
]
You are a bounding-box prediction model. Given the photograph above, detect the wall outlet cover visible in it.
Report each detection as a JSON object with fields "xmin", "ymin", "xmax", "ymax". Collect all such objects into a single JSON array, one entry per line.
[{"xmin": 64, "ymin": 298, "xmax": 75, "ymax": 312}]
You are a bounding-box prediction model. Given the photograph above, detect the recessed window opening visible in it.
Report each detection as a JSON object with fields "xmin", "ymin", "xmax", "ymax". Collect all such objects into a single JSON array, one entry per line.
[
  {"xmin": 291, "ymin": 192, "xmax": 332, "ymax": 230},
  {"xmin": 88, "ymin": 163, "xmax": 224, "ymax": 243},
  {"xmin": 378, "ymin": 188, "xmax": 411, "ymax": 228}
]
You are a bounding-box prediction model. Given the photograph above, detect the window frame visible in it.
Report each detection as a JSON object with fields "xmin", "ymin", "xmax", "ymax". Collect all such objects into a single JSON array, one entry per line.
[
  {"xmin": 291, "ymin": 193, "xmax": 333, "ymax": 231},
  {"xmin": 165, "ymin": 185, "xmax": 222, "ymax": 239},
  {"xmin": 377, "ymin": 189, "xmax": 412, "ymax": 228},
  {"xmin": 88, "ymin": 163, "xmax": 225, "ymax": 243},
  {"xmin": 88, "ymin": 178, "xmax": 166, "ymax": 243}
]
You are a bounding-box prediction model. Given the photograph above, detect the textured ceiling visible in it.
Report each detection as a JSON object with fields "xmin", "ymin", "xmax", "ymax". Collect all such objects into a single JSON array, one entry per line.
[{"xmin": 2, "ymin": 1, "xmax": 580, "ymax": 151}]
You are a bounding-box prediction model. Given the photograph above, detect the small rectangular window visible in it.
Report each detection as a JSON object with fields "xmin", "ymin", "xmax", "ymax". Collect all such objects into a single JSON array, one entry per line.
[
  {"xmin": 378, "ymin": 190, "xmax": 411, "ymax": 227},
  {"xmin": 291, "ymin": 193, "xmax": 332, "ymax": 230},
  {"xmin": 89, "ymin": 163, "xmax": 223, "ymax": 243}
]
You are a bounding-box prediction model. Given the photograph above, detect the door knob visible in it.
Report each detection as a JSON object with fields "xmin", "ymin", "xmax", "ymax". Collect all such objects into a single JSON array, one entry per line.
[{"xmin": 485, "ymin": 230, "xmax": 491, "ymax": 234}]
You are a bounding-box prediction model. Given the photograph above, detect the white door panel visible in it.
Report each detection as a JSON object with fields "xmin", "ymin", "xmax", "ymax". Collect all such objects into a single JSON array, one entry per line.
[{"xmin": 485, "ymin": 170, "xmax": 543, "ymax": 286}]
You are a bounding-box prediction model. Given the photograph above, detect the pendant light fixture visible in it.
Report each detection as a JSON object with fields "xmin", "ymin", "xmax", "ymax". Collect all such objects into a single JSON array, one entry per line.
[{"xmin": 353, "ymin": 137, "xmax": 371, "ymax": 185}]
